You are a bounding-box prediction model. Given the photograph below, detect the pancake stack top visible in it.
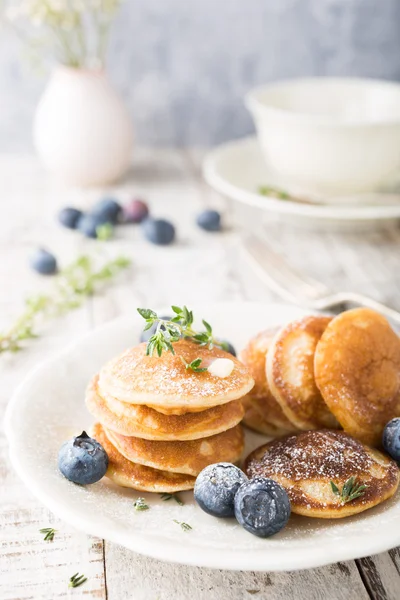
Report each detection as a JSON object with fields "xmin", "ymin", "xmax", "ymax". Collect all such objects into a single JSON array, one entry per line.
[{"xmin": 86, "ymin": 339, "xmax": 254, "ymax": 493}]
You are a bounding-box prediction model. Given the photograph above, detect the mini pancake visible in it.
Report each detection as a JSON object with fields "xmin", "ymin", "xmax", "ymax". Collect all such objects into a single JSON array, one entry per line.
[
  {"xmin": 92, "ymin": 423, "xmax": 196, "ymax": 493},
  {"xmin": 239, "ymin": 329, "xmax": 296, "ymax": 434},
  {"xmin": 98, "ymin": 339, "xmax": 254, "ymax": 410},
  {"xmin": 244, "ymin": 430, "xmax": 400, "ymax": 518},
  {"xmin": 241, "ymin": 400, "xmax": 292, "ymax": 437},
  {"xmin": 104, "ymin": 424, "xmax": 244, "ymax": 476},
  {"xmin": 314, "ymin": 308, "xmax": 400, "ymax": 446},
  {"xmin": 86, "ymin": 375, "xmax": 245, "ymax": 441},
  {"xmin": 267, "ymin": 316, "xmax": 338, "ymax": 430}
]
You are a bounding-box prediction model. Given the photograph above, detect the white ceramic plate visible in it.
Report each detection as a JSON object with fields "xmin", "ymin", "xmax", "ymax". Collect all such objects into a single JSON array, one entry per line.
[
  {"xmin": 203, "ymin": 137, "xmax": 400, "ymax": 231},
  {"xmin": 5, "ymin": 302, "xmax": 400, "ymax": 571}
]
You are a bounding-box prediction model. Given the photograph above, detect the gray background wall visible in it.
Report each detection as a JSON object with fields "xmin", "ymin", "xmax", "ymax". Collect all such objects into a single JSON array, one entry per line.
[{"xmin": 1, "ymin": 0, "xmax": 400, "ymax": 150}]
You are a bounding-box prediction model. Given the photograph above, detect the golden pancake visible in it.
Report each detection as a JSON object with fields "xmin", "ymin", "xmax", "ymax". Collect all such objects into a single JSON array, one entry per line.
[
  {"xmin": 244, "ymin": 430, "xmax": 400, "ymax": 518},
  {"xmin": 98, "ymin": 339, "xmax": 254, "ymax": 409},
  {"xmin": 104, "ymin": 424, "xmax": 244, "ymax": 476},
  {"xmin": 267, "ymin": 316, "xmax": 338, "ymax": 430},
  {"xmin": 92, "ymin": 423, "xmax": 196, "ymax": 492},
  {"xmin": 241, "ymin": 400, "xmax": 291, "ymax": 437},
  {"xmin": 86, "ymin": 375, "xmax": 245, "ymax": 441},
  {"xmin": 239, "ymin": 329, "xmax": 296, "ymax": 434},
  {"xmin": 314, "ymin": 308, "xmax": 400, "ymax": 446}
]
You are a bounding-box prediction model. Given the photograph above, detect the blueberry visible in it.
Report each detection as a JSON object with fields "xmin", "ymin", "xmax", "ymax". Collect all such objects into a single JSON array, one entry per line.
[
  {"xmin": 77, "ymin": 213, "xmax": 110, "ymax": 239},
  {"xmin": 383, "ymin": 418, "xmax": 400, "ymax": 461},
  {"xmin": 196, "ymin": 210, "xmax": 221, "ymax": 232},
  {"xmin": 221, "ymin": 340, "xmax": 236, "ymax": 356},
  {"xmin": 58, "ymin": 431, "xmax": 108, "ymax": 485},
  {"xmin": 91, "ymin": 197, "xmax": 122, "ymax": 225},
  {"xmin": 123, "ymin": 199, "xmax": 149, "ymax": 223},
  {"xmin": 234, "ymin": 477, "xmax": 290, "ymax": 538},
  {"xmin": 194, "ymin": 462, "xmax": 248, "ymax": 517},
  {"xmin": 140, "ymin": 315, "xmax": 172, "ymax": 343},
  {"xmin": 58, "ymin": 207, "xmax": 83, "ymax": 229},
  {"xmin": 143, "ymin": 218, "xmax": 175, "ymax": 245},
  {"xmin": 30, "ymin": 248, "xmax": 57, "ymax": 275}
]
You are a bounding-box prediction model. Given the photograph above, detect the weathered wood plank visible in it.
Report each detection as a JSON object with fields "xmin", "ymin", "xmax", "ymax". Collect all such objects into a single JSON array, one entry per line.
[{"xmin": 104, "ymin": 544, "xmax": 370, "ymax": 600}]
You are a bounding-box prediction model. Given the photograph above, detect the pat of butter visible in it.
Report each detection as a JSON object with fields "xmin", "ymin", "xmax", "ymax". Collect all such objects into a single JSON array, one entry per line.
[{"xmin": 208, "ymin": 358, "xmax": 234, "ymax": 378}]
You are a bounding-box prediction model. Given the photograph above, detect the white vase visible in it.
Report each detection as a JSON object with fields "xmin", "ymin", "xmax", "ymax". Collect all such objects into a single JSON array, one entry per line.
[{"xmin": 33, "ymin": 67, "xmax": 133, "ymax": 186}]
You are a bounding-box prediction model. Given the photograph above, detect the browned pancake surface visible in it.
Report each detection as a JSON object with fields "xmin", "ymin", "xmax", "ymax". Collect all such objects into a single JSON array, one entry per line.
[
  {"xmin": 244, "ymin": 430, "xmax": 399, "ymax": 518},
  {"xmin": 86, "ymin": 375, "xmax": 244, "ymax": 441},
  {"xmin": 98, "ymin": 339, "xmax": 254, "ymax": 409},
  {"xmin": 239, "ymin": 329, "xmax": 295, "ymax": 434},
  {"xmin": 105, "ymin": 424, "xmax": 244, "ymax": 476},
  {"xmin": 92, "ymin": 423, "xmax": 196, "ymax": 492},
  {"xmin": 267, "ymin": 316, "xmax": 338, "ymax": 430},
  {"xmin": 315, "ymin": 308, "xmax": 400, "ymax": 446}
]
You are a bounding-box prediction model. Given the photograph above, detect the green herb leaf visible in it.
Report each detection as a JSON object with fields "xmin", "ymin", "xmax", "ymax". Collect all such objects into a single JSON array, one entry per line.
[
  {"xmin": 330, "ymin": 477, "xmax": 366, "ymax": 504},
  {"xmin": 258, "ymin": 185, "xmax": 290, "ymax": 200},
  {"xmin": 39, "ymin": 527, "xmax": 56, "ymax": 541},
  {"xmin": 0, "ymin": 255, "xmax": 130, "ymax": 355},
  {"xmin": 160, "ymin": 493, "xmax": 184, "ymax": 506},
  {"xmin": 137, "ymin": 305, "xmax": 227, "ymax": 360},
  {"xmin": 173, "ymin": 519, "xmax": 192, "ymax": 531},
  {"xmin": 137, "ymin": 308, "xmax": 157, "ymax": 320},
  {"xmin": 330, "ymin": 481, "xmax": 340, "ymax": 496},
  {"xmin": 69, "ymin": 573, "xmax": 87, "ymax": 588},
  {"xmin": 134, "ymin": 498, "xmax": 150, "ymax": 511},
  {"xmin": 96, "ymin": 222, "xmax": 114, "ymax": 241}
]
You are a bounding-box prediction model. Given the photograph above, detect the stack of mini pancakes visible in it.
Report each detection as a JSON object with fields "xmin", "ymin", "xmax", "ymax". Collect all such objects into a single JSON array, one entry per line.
[
  {"xmin": 86, "ymin": 339, "xmax": 254, "ymax": 493},
  {"xmin": 240, "ymin": 308, "xmax": 400, "ymax": 447}
]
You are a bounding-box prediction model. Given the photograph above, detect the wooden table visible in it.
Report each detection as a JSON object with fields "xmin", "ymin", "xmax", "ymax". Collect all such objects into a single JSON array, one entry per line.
[{"xmin": 2, "ymin": 149, "xmax": 400, "ymax": 600}]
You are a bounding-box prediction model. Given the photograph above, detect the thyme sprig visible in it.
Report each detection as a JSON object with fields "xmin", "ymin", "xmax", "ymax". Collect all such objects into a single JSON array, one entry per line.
[
  {"xmin": 330, "ymin": 477, "xmax": 367, "ymax": 504},
  {"xmin": 173, "ymin": 519, "xmax": 192, "ymax": 532},
  {"xmin": 39, "ymin": 527, "xmax": 56, "ymax": 541},
  {"xmin": 137, "ymin": 305, "xmax": 228, "ymax": 358},
  {"xmin": 69, "ymin": 573, "xmax": 87, "ymax": 589},
  {"xmin": 0, "ymin": 254, "xmax": 130, "ymax": 354},
  {"xmin": 160, "ymin": 493, "xmax": 184, "ymax": 506},
  {"xmin": 134, "ymin": 498, "xmax": 150, "ymax": 511}
]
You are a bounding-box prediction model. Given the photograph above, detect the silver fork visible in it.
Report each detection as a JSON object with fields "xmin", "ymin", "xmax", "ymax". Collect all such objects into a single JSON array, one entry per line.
[{"xmin": 242, "ymin": 234, "xmax": 400, "ymax": 325}]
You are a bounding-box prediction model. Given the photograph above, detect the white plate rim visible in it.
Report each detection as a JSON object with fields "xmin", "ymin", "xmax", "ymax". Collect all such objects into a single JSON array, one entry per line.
[
  {"xmin": 203, "ymin": 137, "xmax": 400, "ymax": 221},
  {"xmin": 4, "ymin": 304, "xmax": 400, "ymax": 572}
]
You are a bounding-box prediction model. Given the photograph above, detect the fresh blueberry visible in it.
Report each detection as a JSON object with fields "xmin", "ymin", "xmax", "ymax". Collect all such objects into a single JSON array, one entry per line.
[
  {"xmin": 58, "ymin": 431, "xmax": 108, "ymax": 485},
  {"xmin": 234, "ymin": 477, "xmax": 291, "ymax": 538},
  {"xmin": 77, "ymin": 213, "xmax": 110, "ymax": 239},
  {"xmin": 140, "ymin": 315, "xmax": 172, "ymax": 343},
  {"xmin": 58, "ymin": 207, "xmax": 83, "ymax": 229},
  {"xmin": 196, "ymin": 209, "xmax": 221, "ymax": 232},
  {"xmin": 194, "ymin": 462, "xmax": 248, "ymax": 517},
  {"xmin": 142, "ymin": 218, "xmax": 175, "ymax": 245},
  {"xmin": 221, "ymin": 340, "xmax": 236, "ymax": 356},
  {"xmin": 30, "ymin": 248, "xmax": 57, "ymax": 275},
  {"xmin": 91, "ymin": 197, "xmax": 122, "ymax": 225},
  {"xmin": 383, "ymin": 418, "xmax": 400, "ymax": 461},
  {"xmin": 123, "ymin": 199, "xmax": 149, "ymax": 223}
]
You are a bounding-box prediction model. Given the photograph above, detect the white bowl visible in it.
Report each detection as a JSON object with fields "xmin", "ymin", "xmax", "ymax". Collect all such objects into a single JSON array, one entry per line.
[{"xmin": 246, "ymin": 77, "xmax": 400, "ymax": 195}]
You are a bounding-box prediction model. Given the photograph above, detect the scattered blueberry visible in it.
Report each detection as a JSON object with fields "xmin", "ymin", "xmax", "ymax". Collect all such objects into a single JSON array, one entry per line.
[
  {"xmin": 234, "ymin": 477, "xmax": 291, "ymax": 538},
  {"xmin": 194, "ymin": 462, "xmax": 248, "ymax": 518},
  {"xmin": 221, "ymin": 340, "xmax": 236, "ymax": 356},
  {"xmin": 383, "ymin": 418, "xmax": 400, "ymax": 461},
  {"xmin": 58, "ymin": 431, "xmax": 109, "ymax": 485},
  {"xmin": 58, "ymin": 207, "xmax": 83, "ymax": 230},
  {"xmin": 91, "ymin": 197, "xmax": 122, "ymax": 225},
  {"xmin": 140, "ymin": 315, "xmax": 172, "ymax": 343},
  {"xmin": 142, "ymin": 218, "xmax": 175, "ymax": 245},
  {"xmin": 196, "ymin": 209, "xmax": 221, "ymax": 232},
  {"xmin": 30, "ymin": 248, "xmax": 57, "ymax": 275},
  {"xmin": 124, "ymin": 199, "xmax": 149, "ymax": 223},
  {"xmin": 77, "ymin": 213, "xmax": 110, "ymax": 239}
]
